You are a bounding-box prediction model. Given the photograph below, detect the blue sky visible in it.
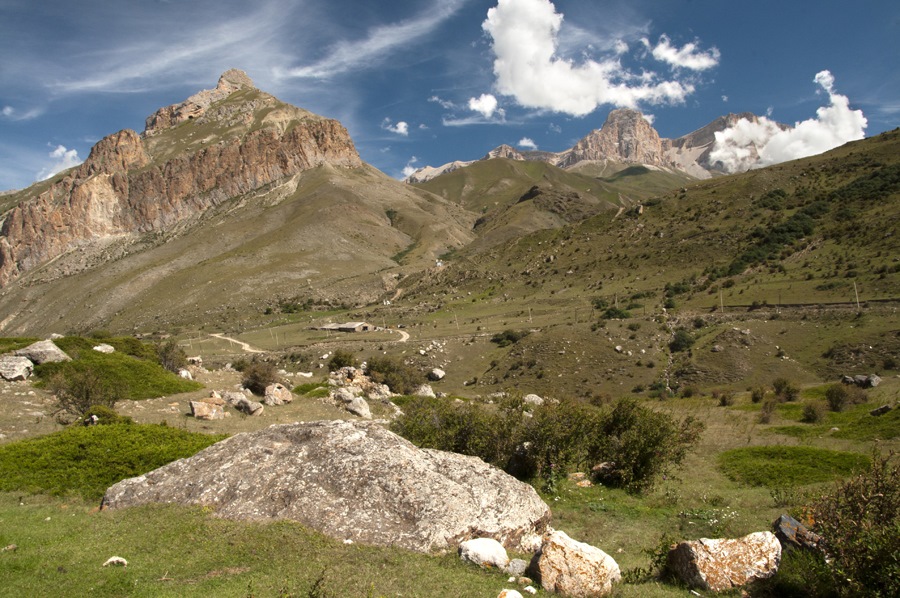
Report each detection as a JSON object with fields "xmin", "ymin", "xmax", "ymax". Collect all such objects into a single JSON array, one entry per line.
[{"xmin": 1, "ymin": 0, "xmax": 897, "ymax": 190}]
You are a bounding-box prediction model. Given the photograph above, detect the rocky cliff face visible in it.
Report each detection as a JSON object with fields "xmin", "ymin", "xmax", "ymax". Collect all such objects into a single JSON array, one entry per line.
[
  {"xmin": 0, "ymin": 70, "xmax": 361, "ymax": 287},
  {"xmin": 556, "ymin": 109, "xmax": 669, "ymax": 169}
]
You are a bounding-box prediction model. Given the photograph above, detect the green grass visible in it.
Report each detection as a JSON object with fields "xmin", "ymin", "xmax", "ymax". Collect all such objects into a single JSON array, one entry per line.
[
  {"xmin": 0, "ymin": 424, "xmax": 225, "ymax": 500},
  {"xmin": 0, "ymin": 493, "xmax": 529, "ymax": 598},
  {"xmin": 33, "ymin": 337, "xmax": 202, "ymax": 400},
  {"xmin": 718, "ymin": 446, "xmax": 870, "ymax": 488}
]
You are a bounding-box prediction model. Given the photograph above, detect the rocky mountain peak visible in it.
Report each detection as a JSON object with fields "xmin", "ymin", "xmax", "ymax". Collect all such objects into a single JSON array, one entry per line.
[
  {"xmin": 484, "ymin": 144, "xmax": 526, "ymax": 161},
  {"xmin": 557, "ymin": 108, "xmax": 666, "ymax": 169},
  {"xmin": 144, "ymin": 68, "xmax": 257, "ymax": 136}
]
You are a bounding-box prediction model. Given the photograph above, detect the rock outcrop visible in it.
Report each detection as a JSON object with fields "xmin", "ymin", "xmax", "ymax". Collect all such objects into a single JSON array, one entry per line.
[
  {"xmin": 0, "ymin": 69, "xmax": 362, "ymax": 287},
  {"xmin": 666, "ymin": 531, "xmax": 781, "ymax": 592},
  {"xmin": 557, "ymin": 109, "xmax": 668, "ymax": 169},
  {"xmin": 0, "ymin": 355, "xmax": 33, "ymax": 381},
  {"xmin": 14, "ymin": 340, "xmax": 71, "ymax": 364},
  {"xmin": 102, "ymin": 420, "xmax": 551, "ymax": 553}
]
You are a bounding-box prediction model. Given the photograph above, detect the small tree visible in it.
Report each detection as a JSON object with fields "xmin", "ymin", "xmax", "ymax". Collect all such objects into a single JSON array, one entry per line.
[
  {"xmin": 242, "ymin": 361, "xmax": 278, "ymax": 395},
  {"xmin": 328, "ymin": 350, "xmax": 358, "ymax": 372},
  {"xmin": 668, "ymin": 329, "xmax": 694, "ymax": 353},
  {"xmin": 156, "ymin": 339, "xmax": 187, "ymax": 373},
  {"xmin": 48, "ymin": 367, "xmax": 123, "ymax": 420},
  {"xmin": 825, "ymin": 383, "xmax": 850, "ymax": 412},
  {"xmin": 366, "ymin": 356, "xmax": 424, "ymax": 395}
]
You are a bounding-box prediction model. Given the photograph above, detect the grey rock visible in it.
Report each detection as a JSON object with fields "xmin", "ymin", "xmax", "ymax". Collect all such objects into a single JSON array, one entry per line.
[
  {"xmin": 102, "ymin": 421, "xmax": 551, "ymax": 553},
  {"xmin": 523, "ymin": 394, "xmax": 544, "ymax": 406},
  {"xmin": 263, "ymin": 383, "xmax": 293, "ymax": 406},
  {"xmin": 867, "ymin": 374, "xmax": 882, "ymax": 388},
  {"xmin": 414, "ymin": 384, "xmax": 436, "ymax": 398},
  {"xmin": 506, "ymin": 558, "xmax": 528, "ymax": 577},
  {"xmin": 93, "ymin": 344, "xmax": 115, "ymax": 354},
  {"xmin": 429, "ymin": 368, "xmax": 446, "ymax": 381},
  {"xmin": 772, "ymin": 514, "xmax": 821, "ymax": 552},
  {"xmin": 711, "ymin": 344, "xmax": 724, "ymax": 353},
  {"xmin": 870, "ymin": 404, "xmax": 892, "ymax": 416},
  {"xmin": 459, "ymin": 537, "xmax": 509, "ymax": 569},
  {"xmin": 14, "ymin": 340, "xmax": 71, "ymax": 364},
  {"xmin": 346, "ymin": 396, "xmax": 372, "ymax": 419},
  {"xmin": 233, "ymin": 397, "xmax": 264, "ymax": 416},
  {"xmin": 0, "ymin": 355, "xmax": 34, "ymax": 381}
]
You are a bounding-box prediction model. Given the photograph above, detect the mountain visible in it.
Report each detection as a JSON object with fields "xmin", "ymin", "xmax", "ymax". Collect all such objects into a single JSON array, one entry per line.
[
  {"xmin": 0, "ymin": 70, "xmax": 474, "ymax": 334},
  {"xmin": 405, "ymin": 109, "xmax": 785, "ymax": 183}
]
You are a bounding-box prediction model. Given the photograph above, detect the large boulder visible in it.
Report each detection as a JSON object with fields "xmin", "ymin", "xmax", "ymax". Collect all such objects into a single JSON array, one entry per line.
[
  {"xmin": 102, "ymin": 421, "xmax": 550, "ymax": 553},
  {"xmin": 14, "ymin": 340, "xmax": 71, "ymax": 364},
  {"xmin": 190, "ymin": 401, "xmax": 224, "ymax": 421},
  {"xmin": 0, "ymin": 355, "xmax": 34, "ymax": 381},
  {"xmin": 666, "ymin": 531, "xmax": 781, "ymax": 592},
  {"xmin": 533, "ymin": 530, "xmax": 621, "ymax": 597}
]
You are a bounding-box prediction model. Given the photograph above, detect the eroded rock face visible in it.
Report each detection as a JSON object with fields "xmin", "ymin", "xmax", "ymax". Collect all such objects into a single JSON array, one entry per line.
[
  {"xmin": 0, "ymin": 70, "xmax": 362, "ymax": 287},
  {"xmin": 102, "ymin": 421, "xmax": 551, "ymax": 553},
  {"xmin": 666, "ymin": 531, "xmax": 781, "ymax": 592},
  {"xmin": 534, "ymin": 530, "xmax": 621, "ymax": 597},
  {"xmin": 557, "ymin": 109, "xmax": 668, "ymax": 169}
]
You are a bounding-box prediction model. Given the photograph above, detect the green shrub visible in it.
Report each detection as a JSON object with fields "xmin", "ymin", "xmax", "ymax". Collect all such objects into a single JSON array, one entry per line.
[
  {"xmin": 366, "ymin": 356, "xmax": 424, "ymax": 395},
  {"xmin": 668, "ymin": 329, "xmax": 694, "ymax": 352},
  {"xmin": 0, "ymin": 424, "xmax": 225, "ymax": 500},
  {"xmin": 810, "ymin": 452, "xmax": 899, "ymax": 597},
  {"xmin": 328, "ymin": 350, "xmax": 358, "ymax": 371},
  {"xmin": 490, "ymin": 329, "xmax": 529, "ymax": 347},
  {"xmin": 81, "ymin": 404, "xmax": 133, "ymax": 426},
  {"xmin": 774, "ymin": 377, "xmax": 800, "ymax": 401},
  {"xmin": 751, "ymin": 386, "xmax": 767, "ymax": 404},
  {"xmin": 243, "ymin": 361, "xmax": 279, "ymax": 395},
  {"xmin": 802, "ymin": 401, "xmax": 827, "ymax": 423},
  {"xmin": 759, "ymin": 398, "xmax": 777, "ymax": 423},
  {"xmin": 825, "ymin": 384, "xmax": 850, "ymax": 412},
  {"xmin": 391, "ymin": 396, "xmax": 703, "ymax": 494},
  {"xmin": 601, "ymin": 307, "xmax": 631, "ymax": 320}
]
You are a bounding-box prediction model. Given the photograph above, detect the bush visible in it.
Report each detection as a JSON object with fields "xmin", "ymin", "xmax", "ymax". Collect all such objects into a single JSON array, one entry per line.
[
  {"xmin": 328, "ymin": 350, "xmax": 358, "ymax": 372},
  {"xmin": 155, "ymin": 339, "xmax": 187, "ymax": 373},
  {"xmin": 391, "ymin": 396, "xmax": 703, "ymax": 494},
  {"xmin": 810, "ymin": 452, "xmax": 899, "ymax": 597},
  {"xmin": 751, "ymin": 386, "xmax": 767, "ymax": 404},
  {"xmin": 802, "ymin": 401, "xmax": 827, "ymax": 423},
  {"xmin": 825, "ymin": 384, "xmax": 850, "ymax": 412},
  {"xmin": 366, "ymin": 356, "xmax": 424, "ymax": 395},
  {"xmin": 47, "ymin": 367, "xmax": 124, "ymax": 420},
  {"xmin": 773, "ymin": 377, "xmax": 800, "ymax": 402},
  {"xmin": 242, "ymin": 361, "xmax": 278, "ymax": 396},
  {"xmin": 490, "ymin": 329, "xmax": 529, "ymax": 347},
  {"xmin": 80, "ymin": 404, "xmax": 133, "ymax": 426},
  {"xmin": 716, "ymin": 390, "xmax": 735, "ymax": 407},
  {"xmin": 668, "ymin": 329, "xmax": 694, "ymax": 352},
  {"xmin": 601, "ymin": 307, "xmax": 631, "ymax": 320},
  {"xmin": 760, "ymin": 398, "xmax": 777, "ymax": 423}
]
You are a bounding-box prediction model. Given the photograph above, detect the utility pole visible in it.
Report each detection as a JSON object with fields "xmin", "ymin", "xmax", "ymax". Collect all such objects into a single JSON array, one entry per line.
[
  {"xmin": 854, "ymin": 281, "xmax": 860, "ymax": 311},
  {"xmin": 720, "ymin": 289, "xmax": 724, "ymax": 313}
]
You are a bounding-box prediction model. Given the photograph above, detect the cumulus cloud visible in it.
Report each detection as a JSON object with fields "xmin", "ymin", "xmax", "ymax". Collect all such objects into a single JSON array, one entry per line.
[
  {"xmin": 37, "ymin": 144, "xmax": 81, "ymax": 180},
  {"xmin": 613, "ymin": 39, "xmax": 629, "ymax": 55},
  {"xmin": 482, "ymin": 0, "xmax": 702, "ymax": 116},
  {"xmin": 518, "ymin": 137, "xmax": 538, "ymax": 150},
  {"xmin": 709, "ymin": 70, "xmax": 867, "ymax": 173},
  {"xmin": 401, "ymin": 156, "xmax": 419, "ymax": 178},
  {"xmin": 382, "ymin": 118, "xmax": 409, "ymax": 136},
  {"xmin": 644, "ymin": 34, "xmax": 720, "ymax": 71},
  {"xmin": 468, "ymin": 93, "xmax": 499, "ymax": 118}
]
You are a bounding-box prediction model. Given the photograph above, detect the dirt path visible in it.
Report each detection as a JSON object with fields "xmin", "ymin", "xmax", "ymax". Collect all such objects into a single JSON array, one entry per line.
[
  {"xmin": 389, "ymin": 329, "xmax": 410, "ymax": 342},
  {"xmin": 208, "ymin": 333, "xmax": 266, "ymax": 354}
]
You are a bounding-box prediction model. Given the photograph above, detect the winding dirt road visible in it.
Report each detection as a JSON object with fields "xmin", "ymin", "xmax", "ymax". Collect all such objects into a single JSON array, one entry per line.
[{"xmin": 209, "ymin": 333, "xmax": 265, "ymax": 353}]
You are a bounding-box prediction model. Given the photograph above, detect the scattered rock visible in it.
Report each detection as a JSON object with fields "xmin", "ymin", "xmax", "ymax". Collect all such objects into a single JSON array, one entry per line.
[
  {"xmin": 330, "ymin": 387, "xmax": 372, "ymax": 418},
  {"xmin": 429, "ymin": 368, "xmax": 446, "ymax": 381},
  {"xmin": 190, "ymin": 401, "xmax": 224, "ymax": 421},
  {"xmin": 178, "ymin": 368, "xmax": 193, "ymax": 380},
  {"xmin": 93, "ymin": 344, "xmax": 115, "ymax": 354},
  {"xmin": 870, "ymin": 404, "xmax": 892, "ymax": 416},
  {"xmin": 506, "ymin": 558, "xmax": 528, "ymax": 577},
  {"xmin": 102, "ymin": 421, "xmax": 551, "ymax": 554},
  {"xmin": 414, "ymin": 384, "xmax": 436, "ymax": 398},
  {"xmin": 867, "ymin": 374, "xmax": 882, "ymax": 388},
  {"xmin": 2, "ymin": 544, "xmax": 17, "ymax": 552},
  {"xmin": 202, "ymin": 391, "xmax": 226, "ymax": 406},
  {"xmin": 614, "ymin": 345, "xmax": 623, "ymax": 353},
  {"xmin": 711, "ymin": 345, "xmax": 724, "ymax": 353},
  {"xmin": 533, "ymin": 530, "xmax": 621, "ymax": 597},
  {"xmin": 102, "ymin": 556, "xmax": 128, "ymax": 567},
  {"xmin": 187, "ymin": 356, "xmax": 203, "ymax": 366},
  {"xmin": 14, "ymin": 340, "xmax": 71, "ymax": 364},
  {"xmin": 523, "ymin": 394, "xmax": 544, "ymax": 406},
  {"xmin": 772, "ymin": 515, "xmax": 822, "ymax": 553},
  {"xmin": 498, "ymin": 591, "xmax": 523, "ymax": 598},
  {"xmin": 459, "ymin": 537, "xmax": 510, "ymax": 569},
  {"xmin": 666, "ymin": 531, "xmax": 781, "ymax": 592},
  {"xmin": 0, "ymin": 355, "xmax": 34, "ymax": 381},
  {"xmin": 843, "ymin": 374, "xmax": 882, "ymax": 388},
  {"xmin": 233, "ymin": 397, "xmax": 264, "ymax": 416},
  {"xmin": 345, "ymin": 396, "xmax": 372, "ymax": 419},
  {"xmin": 263, "ymin": 383, "xmax": 294, "ymax": 406},
  {"xmin": 523, "ymin": 587, "xmax": 537, "ymax": 596}
]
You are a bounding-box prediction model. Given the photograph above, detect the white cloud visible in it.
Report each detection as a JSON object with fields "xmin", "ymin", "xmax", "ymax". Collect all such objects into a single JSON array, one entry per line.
[
  {"xmin": 613, "ymin": 39, "xmax": 629, "ymax": 55},
  {"xmin": 641, "ymin": 113, "xmax": 655, "ymax": 125},
  {"xmin": 518, "ymin": 137, "xmax": 538, "ymax": 150},
  {"xmin": 468, "ymin": 93, "xmax": 499, "ymax": 118},
  {"xmin": 644, "ymin": 34, "xmax": 720, "ymax": 71},
  {"xmin": 548, "ymin": 123, "xmax": 562, "ymax": 133},
  {"xmin": 382, "ymin": 118, "xmax": 409, "ymax": 136},
  {"xmin": 401, "ymin": 156, "xmax": 419, "ymax": 178},
  {"xmin": 37, "ymin": 144, "xmax": 81, "ymax": 180},
  {"xmin": 428, "ymin": 95, "xmax": 458, "ymax": 110},
  {"xmin": 722, "ymin": 95, "xmax": 728, "ymax": 103},
  {"xmin": 709, "ymin": 71, "xmax": 867, "ymax": 173},
  {"xmin": 1, "ymin": 104, "xmax": 44, "ymax": 121},
  {"xmin": 482, "ymin": 0, "xmax": 699, "ymax": 116},
  {"xmin": 281, "ymin": 0, "xmax": 467, "ymax": 79}
]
